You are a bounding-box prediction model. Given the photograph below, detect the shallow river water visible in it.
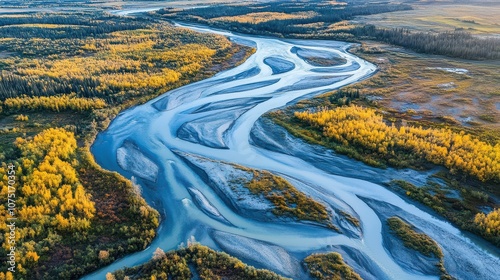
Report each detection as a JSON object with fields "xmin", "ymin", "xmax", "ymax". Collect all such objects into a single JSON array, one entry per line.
[{"xmin": 85, "ymin": 22, "xmax": 500, "ymax": 280}]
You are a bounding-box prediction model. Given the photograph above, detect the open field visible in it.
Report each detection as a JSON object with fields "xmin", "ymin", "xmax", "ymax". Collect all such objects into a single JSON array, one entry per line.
[
  {"xmin": 349, "ymin": 41, "xmax": 500, "ymax": 129},
  {"xmin": 354, "ymin": 1, "xmax": 500, "ymax": 35}
]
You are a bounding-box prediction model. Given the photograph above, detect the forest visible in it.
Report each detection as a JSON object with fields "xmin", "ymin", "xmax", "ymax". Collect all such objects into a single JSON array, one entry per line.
[
  {"xmin": 294, "ymin": 106, "xmax": 500, "ymax": 183},
  {"xmin": 158, "ymin": 0, "xmax": 500, "ymax": 60},
  {"xmin": 0, "ymin": 10, "xmax": 249, "ymax": 148},
  {"xmin": 0, "ymin": 11, "xmax": 251, "ymax": 279},
  {"xmin": 304, "ymin": 252, "xmax": 362, "ymax": 280},
  {"xmin": 0, "ymin": 128, "xmax": 94, "ymax": 276},
  {"xmin": 0, "ymin": 0, "xmax": 93, "ymax": 7},
  {"xmin": 0, "ymin": 128, "xmax": 160, "ymax": 279},
  {"xmin": 159, "ymin": 0, "xmax": 412, "ymax": 24},
  {"xmin": 274, "ymin": 103, "xmax": 500, "ymax": 246},
  {"xmin": 350, "ymin": 25, "xmax": 500, "ymax": 60},
  {"xmin": 111, "ymin": 244, "xmax": 286, "ymax": 280},
  {"xmin": 0, "ymin": 127, "xmax": 162, "ymax": 279}
]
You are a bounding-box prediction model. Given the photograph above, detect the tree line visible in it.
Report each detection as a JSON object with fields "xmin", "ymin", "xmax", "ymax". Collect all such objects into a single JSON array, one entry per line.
[
  {"xmin": 0, "ymin": 12, "xmax": 233, "ymax": 111},
  {"xmin": 161, "ymin": 0, "xmax": 411, "ymax": 22},
  {"xmin": 2, "ymin": 95, "xmax": 106, "ymax": 113},
  {"xmin": 0, "ymin": 13, "xmax": 150, "ymax": 40},
  {"xmin": 158, "ymin": 0, "xmax": 411, "ymax": 34},
  {"xmin": 295, "ymin": 105, "xmax": 500, "ymax": 182},
  {"xmin": 158, "ymin": 0, "xmax": 411, "ymax": 36},
  {"xmin": 350, "ymin": 25, "xmax": 500, "ymax": 60}
]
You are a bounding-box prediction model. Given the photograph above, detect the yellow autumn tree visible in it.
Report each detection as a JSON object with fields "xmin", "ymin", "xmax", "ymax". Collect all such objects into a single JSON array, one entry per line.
[
  {"xmin": 3, "ymin": 95, "xmax": 106, "ymax": 112},
  {"xmin": 0, "ymin": 128, "xmax": 95, "ymax": 275},
  {"xmin": 475, "ymin": 208, "xmax": 500, "ymax": 237},
  {"xmin": 295, "ymin": 105, "xmax": 500, "ymax": 182}
]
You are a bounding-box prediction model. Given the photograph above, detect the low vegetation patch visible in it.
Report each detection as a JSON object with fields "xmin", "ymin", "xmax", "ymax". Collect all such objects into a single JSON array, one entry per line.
[
  {"xmin": 391, "ymin": 180, "xmax": 499, "ymax": 247},
  {"xmin": 387, "ymin": 216, "xmax": 443, "ymax": 259},
  {"xmin": 245, "ymin": 170, "xmax": 336, "ymax": 230},
  {"xmin": 112, "ymin": 244, "xmax": 288, "ymax": 280},
  {"xmin": 299, "ymin": 55, "xmax": 347, "ymax": 67},
  {"xmin": 304, "ymin": 252, "xmax": 362, "ymax": 280}
]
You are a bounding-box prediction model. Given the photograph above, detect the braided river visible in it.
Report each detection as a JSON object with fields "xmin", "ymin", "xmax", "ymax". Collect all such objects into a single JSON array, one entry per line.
[{"xmin": 84, "ymin": 22, "xmax": 500, "ymax": 279}]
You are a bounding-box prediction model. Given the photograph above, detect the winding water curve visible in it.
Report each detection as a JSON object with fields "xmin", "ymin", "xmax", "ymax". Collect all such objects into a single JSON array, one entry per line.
[{"xmin": 85, "ymin": 23, "xmax": 500, "ymax": 279}]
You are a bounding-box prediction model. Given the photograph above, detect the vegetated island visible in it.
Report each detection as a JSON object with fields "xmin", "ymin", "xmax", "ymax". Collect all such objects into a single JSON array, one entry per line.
[{"xmin": 270, "ymin": 90, "xmax": 500, "ymax": 247}]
